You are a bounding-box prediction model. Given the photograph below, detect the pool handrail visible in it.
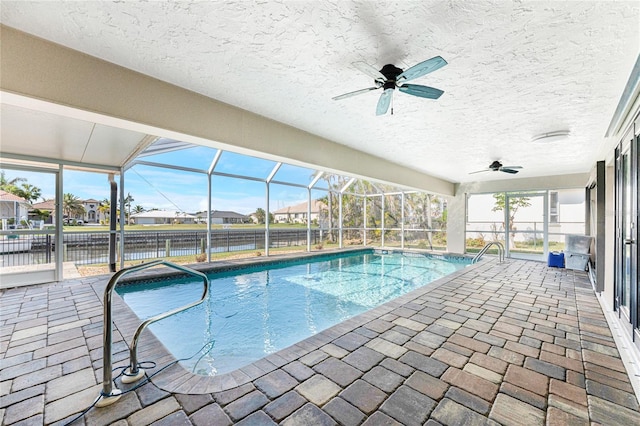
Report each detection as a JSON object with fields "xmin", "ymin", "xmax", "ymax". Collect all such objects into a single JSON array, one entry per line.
[
  {"xmin": 472, "ymin": 242, "xmax": 505, "ymax": 264},
  {"xmin": 97, "ymin": 260, "xmax": 209, "ymax": 407}
]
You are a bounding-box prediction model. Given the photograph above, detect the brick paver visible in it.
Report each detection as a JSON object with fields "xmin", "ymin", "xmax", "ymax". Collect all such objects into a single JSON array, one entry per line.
[{"xmin": 1, "ymin": 257, "xmax": 640, "ymax": 425}]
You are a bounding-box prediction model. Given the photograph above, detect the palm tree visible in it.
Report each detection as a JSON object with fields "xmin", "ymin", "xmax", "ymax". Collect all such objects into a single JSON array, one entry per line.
[
  {"xmin": 0, "ymin": 172, "xmax": 39, "ymax": 203},
  {"xmin": 30, "ymin": 208, "xmax": 50, "ymax": 222},
  {"xmin": 124, "ymin": 192, "xmax": 134, "ymax": 222},
  {"xmin": 14, "ymin": 183, "xmax": 42, "ymax": 204},
  {"xmin": 254, "ymin": 208, "xmax": 266, "ymax": 224},
  {"xmin": 98, "ymin": 199, "xmax": 111, "ymax": 224},
  {"xmin": 132, "ymin": 205, "xmax": 145, "ymax": 214},
  {"xmin": 0, "ymin": 171, "xmax": 25, "ymax": 194},
  {"xmin": 63, "ymin": 193, "xmax": 85, "ymax": 222}
]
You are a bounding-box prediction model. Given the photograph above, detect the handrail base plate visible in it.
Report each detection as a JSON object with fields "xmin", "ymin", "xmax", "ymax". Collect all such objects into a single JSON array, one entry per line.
[
  {"xmin": 96, "ymin": 389, "xmax": 122, "ymax": 407},
  {"xmin": 121, "ymin": 368, "xmax": 145, "ymax": 384}
]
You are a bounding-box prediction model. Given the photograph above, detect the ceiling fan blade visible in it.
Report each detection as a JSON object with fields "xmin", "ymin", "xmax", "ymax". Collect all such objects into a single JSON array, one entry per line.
[
  {"xmin": 469, "ymin": 169, "xmax": 490, "ymax": 175},
  {"xmin": 397, "ymin": 56, "xmax": 447, "ymax": 82},
  {"xmin": 353, "ymin": 61, "xmax": 386, "ymax": 82},
  {"xmin": 501, "ymin": 168, "xmax": 520, "ymax": 174},
  {"xmin": 332, "ymin": 86, "xmax": 380, "ymax": 101},
  {"xmin": 500, "ymin": 166, "xmax": 523, "ymax": 170},
  {"xmin": 376, "ymin": 89, "xmax": 393, "ymax": 115},
  {"xmin": 398, "ymin": 84, "xmax": 444, "ymax": 99}
]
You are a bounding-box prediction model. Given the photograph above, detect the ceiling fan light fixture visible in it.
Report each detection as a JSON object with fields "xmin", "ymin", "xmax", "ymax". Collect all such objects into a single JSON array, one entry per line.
[{"xmin": 531, "ymin": 130, "xmax": 571, "ymax": 143}]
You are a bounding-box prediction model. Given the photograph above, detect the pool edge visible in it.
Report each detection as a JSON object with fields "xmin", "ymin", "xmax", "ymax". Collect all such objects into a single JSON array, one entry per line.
[{"xmin": 99, "ymin": 249, "xmax": 490, "ymax": 395}]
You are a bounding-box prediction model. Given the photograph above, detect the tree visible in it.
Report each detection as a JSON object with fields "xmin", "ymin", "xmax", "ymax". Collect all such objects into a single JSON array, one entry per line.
[
  {"xmin": 254, "ymin": 208, "xmax": 266, "ymax": 224},
  {"xmin": 63, "ymin": 193, "xmax": 85, "ymax": 220},
  {"xmin": 406, "ymin": 192, "xmax": 437, "ymax": 249},
  {"xmin": 98, "ymin": 199, "xmax": 111, "ymax": 224},
  {"xmin": 492, "ymin": 193, "xmax": 531, "ymax": 249},
  {"xmin": 254, "ymin": 208, "xmax": 274, "ymax": 224},
  {"xmin": 0, "ymin": 171, "xmax": 25, "ymax": 194},
  {"xmin": 30, "ymin": 208, "xmax": 50, "ymax": 222},
  {"xmin": 13, "ymin": 183, "xmax": 42, "ymax": 204},
  {"xmin": 0, "ymin": 172, "xmax": 41, "ymax": 204},
  {"xmin": 124, "ymin": 192, "xmax": 134, "ymax": 222},
  {"xmin": 133, "ymin": 205, "xmax": 145, "ymax": 214}
]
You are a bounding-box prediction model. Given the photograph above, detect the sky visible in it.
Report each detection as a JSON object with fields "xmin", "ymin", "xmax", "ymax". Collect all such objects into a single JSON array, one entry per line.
[{"xmin": 1, "ymin": 147, "xmax": 331, "ymax": 215}]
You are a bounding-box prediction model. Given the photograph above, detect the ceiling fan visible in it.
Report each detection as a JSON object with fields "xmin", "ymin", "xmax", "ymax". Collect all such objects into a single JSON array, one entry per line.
[
  {"xmin": 332, "ymin": 56, "xmax": 447, "ymax": 115},
  {"xmin": 470, "ymin": 161, "xmax": 523, "ymax": 175}
]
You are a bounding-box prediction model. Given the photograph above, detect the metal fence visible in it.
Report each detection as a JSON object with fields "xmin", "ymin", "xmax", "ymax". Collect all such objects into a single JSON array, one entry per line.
[
  {"xmin": 1, "ymin": 227, "xmax": 445, "ymax": 268},
  {"xmin": 0, "ymin": 229, "xmax": 323, "ymax": 267}
]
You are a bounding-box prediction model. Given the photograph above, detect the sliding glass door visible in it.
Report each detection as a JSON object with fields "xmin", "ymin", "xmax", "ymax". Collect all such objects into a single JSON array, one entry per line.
[
  {"xmin": 615, "ymin": 132, "xmax": 639, "ymax": 342},
  {"xmin": 506, "ymin": 193, "xmax": 547, "ymax": 261}
]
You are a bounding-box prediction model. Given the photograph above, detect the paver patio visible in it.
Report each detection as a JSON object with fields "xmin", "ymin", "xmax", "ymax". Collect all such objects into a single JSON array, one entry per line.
[{"xmin": 1, "ymin": 256, "xmax": 639, "ymax": 425}]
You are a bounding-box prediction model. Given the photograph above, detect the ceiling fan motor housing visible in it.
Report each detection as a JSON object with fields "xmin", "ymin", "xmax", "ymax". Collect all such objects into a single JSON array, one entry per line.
[
  {"xmin": 379, "ymin": 64, "xmax": 403, "ymax": 90},
  {"xmin": 489, "ymin": 160, "xmax": 502, "ymax": 171}
]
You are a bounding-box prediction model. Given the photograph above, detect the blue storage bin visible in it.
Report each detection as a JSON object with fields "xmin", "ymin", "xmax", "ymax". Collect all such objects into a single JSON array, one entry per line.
[{"xmin": 548, "ymin": 252, "xmax": 564, "ymax": 268}]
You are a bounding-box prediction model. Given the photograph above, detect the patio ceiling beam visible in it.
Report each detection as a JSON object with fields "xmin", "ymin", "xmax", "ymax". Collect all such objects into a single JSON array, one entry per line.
[
  {"xmin": 309, "ymin": 171, "xmax": 324, "ymax": 189},
  {"xmin": 340, "ymin": 178, "xmax": 356, "ymax": 194},
  {"xmin": 127, "ymin": 160, "xmax": 208, "ymax": 175},
  {"xmin": 136, "ymin": 139, "xmax": 195, "ymax": 158},
  {"xmin": 269, "ymin": 180, "xmax": 309, "ymax": 190},
  {"xmin": 208, "ymin": 149, "xmax": 223, "ymax": 175},
  {"xmin": 1, "ymin": 152, "xmax": 121, "ymax": 173},
  {"xmin": 266, "ymin": 162, "xmax": 282, "ymax": 183},
  {"xmin": 211, "ymin": 171, "xmax": 265, "ymax": 183}
]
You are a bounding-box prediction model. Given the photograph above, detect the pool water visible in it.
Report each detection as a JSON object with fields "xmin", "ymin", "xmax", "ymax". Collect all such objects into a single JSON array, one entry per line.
[{"xmin": 117, "ymin": 251, "xmax": 468, "ymax": 376}]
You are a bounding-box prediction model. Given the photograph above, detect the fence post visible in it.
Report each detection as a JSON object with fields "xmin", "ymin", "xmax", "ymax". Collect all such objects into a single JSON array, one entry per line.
[
  {"xmin": 200, "ymin": 238, "xmax": 205, "ymax": 254},
  {"xmin": 46, "ymin": 234, "xmax": 51, "ymax": 263},
  {"xmin": 165, "ymin": 239, "xmax": 170, "ymax": 257},
  {"xmin": 155, "ymin": 233, "xmax": 159, "ymax": 258}
]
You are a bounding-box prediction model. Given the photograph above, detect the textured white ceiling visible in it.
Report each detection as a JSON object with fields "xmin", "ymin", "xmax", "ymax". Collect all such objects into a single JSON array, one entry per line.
[{"xmin": 1, "ymin": 1, "xmax": 638, "ymax": 183}]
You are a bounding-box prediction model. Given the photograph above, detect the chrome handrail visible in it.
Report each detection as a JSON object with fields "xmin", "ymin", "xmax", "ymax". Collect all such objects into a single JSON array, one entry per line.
[
  {"xmin": 97, "ymin": 260, "xmax": 209, "ymax": 407},
  {"xmin": 472, "ymin": 242, "xmax": 505, "ymax": 264}
]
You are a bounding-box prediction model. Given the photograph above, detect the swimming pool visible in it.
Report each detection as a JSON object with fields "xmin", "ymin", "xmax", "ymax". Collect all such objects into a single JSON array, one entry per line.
[{"xmin": 117, "ymin": 250, "xmax": 469, "ymax": 376}]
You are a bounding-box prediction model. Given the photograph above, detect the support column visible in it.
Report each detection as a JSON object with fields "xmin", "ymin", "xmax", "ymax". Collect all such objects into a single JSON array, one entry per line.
[
  {"xmin": 119, "ymin": 173, "xmax": 125, "ymax": 269},
  {"xmin": 108, "ymin": 174, "xmax": 118, "ymax": 272},
  {"xmin": 446, "ymin": 192, "xmax": 466, "ymax": 254},
  {"xmin": 307, "ymin": 188, "xmax": 312, "ymax": 252},
  {"xmin": 401, "ymin": 192, "xmax": 405, "ymax": 249},
  {"xmin": 381, "ymin": 195, "xmax": 385, "ymax": 247},
  {"xmin": 265, "ymin": 182, "xmax": 270, "ymax": 256},
  {"xmin": 55, "ymin": 165, "xmax": 64, "ymax": 281},
  {"xmin": 339, "ymin": 193, "xmax": 343, "ymax": 248},
  {"xmin": 207, "ymin": 174, "xmax": 212, "ymax": 262},
  {"xmin": 363, "ymin": 196, "xmax": 367, "ymax": 246}
]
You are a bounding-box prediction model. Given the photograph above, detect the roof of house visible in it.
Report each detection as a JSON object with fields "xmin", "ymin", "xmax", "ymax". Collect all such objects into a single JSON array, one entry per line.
[
  {"xmin": 131, "ymin": 210, "xmax": 196, "ymax": 219},
  {"xmin": 273, "ymin": 200, "xmax": 326, "ymax": 215},
  {"xmin": 0, "ymin": 190, "xmax": 29, "ymax": 203},
  {"xmin": 32, "ymin": 199, "xmax": 56, "ymax": 210},
  {"xmin": 194, "ymin": 210, "xmax": 249, "ymax": 219},
  {"xmin": 213, "ymin": 210, "xmax": 248, "ymax": 219}
]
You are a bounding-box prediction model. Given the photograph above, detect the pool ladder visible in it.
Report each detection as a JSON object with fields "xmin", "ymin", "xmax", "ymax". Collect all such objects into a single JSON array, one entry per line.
[
  {"xmin": 472, "ymin": 242, "xmax": 505, "ymax": 264},
  {"xmin": 97, "ymin": 260, "xmax": 209, "ymax": 407}
]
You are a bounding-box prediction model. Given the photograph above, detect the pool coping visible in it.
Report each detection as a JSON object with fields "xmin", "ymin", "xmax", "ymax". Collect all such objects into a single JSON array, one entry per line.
[{"xmin": 97, "ymin": 247, "xmax": 483, "ymax": 395}]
